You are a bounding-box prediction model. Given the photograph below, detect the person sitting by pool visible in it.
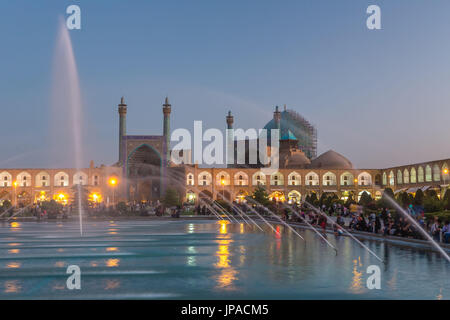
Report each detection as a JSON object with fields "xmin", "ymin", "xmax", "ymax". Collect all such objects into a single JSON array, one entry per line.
[{"xmin": 442, "ymin": 220, "xmax": 450, "ymax": 243}]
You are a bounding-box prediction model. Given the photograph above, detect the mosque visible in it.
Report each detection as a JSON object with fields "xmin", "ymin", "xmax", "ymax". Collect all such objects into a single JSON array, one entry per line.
[{"xmin": 0, "ymin": 97, "xmax": 449, "ymax": 207}]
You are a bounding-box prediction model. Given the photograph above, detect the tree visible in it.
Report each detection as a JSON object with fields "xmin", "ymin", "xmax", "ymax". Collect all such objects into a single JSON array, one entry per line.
[
  {"xmin": 379, "ymin": 187, "xmax": 395, "ymax": 208},
  {"xmin": 359, "ymin": 191, "xmax": 372, "ymax": 207},
  {"xmin": 400, "ymin": 192, "xmax": 411, "ymax": 207},
  {"xmin": 442, "ymin": 189, "xmax": 450, "ymax": 210},
  {"xmin": 1, "ymin": 200, "xmax": 11, "ymax": 212},
  {"xmin": 414, "ymin": 189, "xmax": 424, "ymax": 206},
  {"xmin": 162, "ymin": 188, "xmax": 181, "ymax": 207},
  {"xmin": 251, "ymin": 185, "xmax": 270, "ymax": 206},
  {"xmin": 345, "ymin": 193, "xmax": 356, "ymax": 207},
  {"xmin": 309, "ymin": 192, "xmax": 319, "ymax": 206}
]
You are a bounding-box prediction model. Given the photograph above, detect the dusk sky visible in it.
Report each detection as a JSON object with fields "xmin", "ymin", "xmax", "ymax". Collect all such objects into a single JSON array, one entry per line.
[{"xmin": 1, "ymin": 0, "xmax": 450, "ymax": 169}]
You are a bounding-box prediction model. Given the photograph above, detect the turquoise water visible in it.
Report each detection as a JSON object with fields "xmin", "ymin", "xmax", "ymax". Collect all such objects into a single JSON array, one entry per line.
[{"xmin": 0, "ymin": 219, "xmax": 448, "ymax": 299}]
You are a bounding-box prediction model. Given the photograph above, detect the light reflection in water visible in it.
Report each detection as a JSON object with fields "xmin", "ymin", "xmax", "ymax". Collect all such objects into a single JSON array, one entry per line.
[
  {"xmin": 10, "ymin": 222, "xmax": 21, "ymax": 228},
  {"xmin": 6, "ymin": 262, "xmax": 21, "ymax": 269},
  {"xmin": 4, "ymin": 280, "xmax": 21, "ymax": 293},
  {"xmin": 349, "ymin": 257, "xmax": 364, "ymax": 294},
  {"xmin": 106, "ymin": 258, "xmax": 120, "ymax": 267},
  {"xmin": 54, "ymin": 261, "xmax": 65, "ymax": 268},
  {"xmin": 214, "ymin": 221, "xmax": 238, "ymax": 290},
  {"xmin": 437, "ymin": 288, "xmax": 443, "ymax": 300},
  {"xmin": 105, "ymin": 279, "xmax": 120, "ymax": 290},
  {"xmin": 106, "ymin": 247, "xmax": 118, "ymax": 252},
  {"xmin": 186, "ymin": 246, "xmax": 197, "ymax": 266},
  {"xmin": 8, "ymin": 249, "xmax": 20, "ymax": 254},
  {"xmin": 187, "ymin": 223, "xmax": 195, "ymax": 234},
  {"xmin": 8, "ymin": 243, "xmax": 21, "ymax": 247}
]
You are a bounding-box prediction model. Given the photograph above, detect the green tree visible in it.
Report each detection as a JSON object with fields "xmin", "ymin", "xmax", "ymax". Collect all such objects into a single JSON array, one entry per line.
[
  {"xmin": 345, "ymin": 193, "xmax": 356, "ymax": 207},
  {"xmin": 309, "ymin": 192, "xmax": 319, "ymax": 206},
  {"xmin": 251, "ymin": 185, "xmax": 270, "ymax": 206},
  {"xmin": 379, "ymin": 187, "xmax": 395, "ymax": 208},
  {"xmin": 442, "ymin": 189, "xmax": 450, "ymax": 210},
  {"xmin": 162, "ymin": 188, "xmax": 181, "ymax": 207},
  {"xmin": 400, "ymin": 192, "xmax": 411, "ymax": 207},
  {"xmin": 358, "ymin": 191, "xmax": 372, "ymax": 207},
  {"xmin": 414, "ymin": 189, "xmax": 424, "ymax": 206}
]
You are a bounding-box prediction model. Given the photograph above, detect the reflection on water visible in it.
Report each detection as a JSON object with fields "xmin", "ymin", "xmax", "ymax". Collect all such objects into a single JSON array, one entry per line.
[
  {"xmin": 4, "ymin": 280, "xmax": 21, "ymax": 293},
  {"xmin": 10, "ymin": 222, "xmax": 21, "ymax": 229},
  {"xmin": 106, "ymin": 258, "xmax": 120, "ymax": 267},
  {"xmin": 105, "ymin": 279, "xmax": 120, "ymax": 290},
  {"xmin": 0, "ymin": 220, "xmax": 448, "ymax": 299},
  {"xmin": 7, "ymin": 243, "xmax": 21, "ymax": 247},
  {"xmin": 214, "ymin": 221, "xmax": 238, "ymax": 290},
  {"xmin": 6, "ymin": 262, "xmax": 21, "ymax": 269},
  {"xmin": 186, "ymin": 246, "xmax": 197, "ymax": 267},
  {"xmin": 349, "ymin": 257, "xmax": 364, "ymax": 294}
]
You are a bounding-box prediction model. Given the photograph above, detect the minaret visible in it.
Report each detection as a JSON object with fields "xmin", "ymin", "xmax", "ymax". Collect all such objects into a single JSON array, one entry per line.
[
  {"xmin": 226, "ymin": 110, "xmax": 234, "ymax": 165},
  {"xmin": 226, "ymin": 110, "xmax": 234, "ymax": 129},
  {"xmin": 273, "ymin": 105, "xmax": 281, "ymax": 130},
  {"xmin": 162, "ymin": 96, "xmax": 171, "ymax": 166},
  {"xmin": 118, "ymin": 97, "xmax": 127, "ymax": 165}
]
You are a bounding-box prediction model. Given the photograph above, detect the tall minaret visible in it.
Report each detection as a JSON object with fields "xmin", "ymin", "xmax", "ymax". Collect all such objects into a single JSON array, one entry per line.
[
  {"xmin": 273, "ymin": 105, "xmax": 281, "ymax": 130},
  {"xmin": 226, "ymin": 110, "xmax": 234, "ymax": 165},
  {"xmin": 162, "ymin": 96, "xmax": 171, "ymax": 166},
  {"xmin": 118, "ymin": 97, "xmax": 127, "ymax": 165}
]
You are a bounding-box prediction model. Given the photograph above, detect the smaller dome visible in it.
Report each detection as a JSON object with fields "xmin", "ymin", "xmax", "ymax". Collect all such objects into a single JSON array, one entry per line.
[
  {"xmin": 309, "ymin": 150, "xmax": 353, "ymax": 169},
  {"xmin": 286, "ymin": 151, "xmax": 311, "ymax": 168}
]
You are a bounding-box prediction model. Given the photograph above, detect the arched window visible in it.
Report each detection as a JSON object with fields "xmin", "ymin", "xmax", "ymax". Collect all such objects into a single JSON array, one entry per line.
[
  {"xmin": 340, "ymin": 172, "xmax": 354, "ymax": 186},
  {"xmin": 198, "ymin": 171, "xmax": 212, "ymax": 186},
  {"xmin": 252, "ymin": 171, "xmax": 266, "ymax": 185},
  {"xmin": 358, "ymin": 172, "xmax": 372, "ymax": 186},
  {"xmin": 17, "ymin": 172, "xmax": 32, "ymax": 187},
  {"xmin": 0, "ymin": 172, "xmax": 12, "ymax": 187},
  {"xmin": 288, "ymin": 172, "xmax": 301, "ymax": 186},
  {"xmin": 433, "ymin": 164, "xmax": 441, "ymax": 181},
  {"xmin": 403, "ymin": 169, "xmax": 410, "ymax": 184},
  {"xmin": 410, "ymin": 168, "xmax": 417, "ymax": 184},
  {"xmin": 270, "ymin": 172, "xmax": 284, "ymax": 186},
  {"xmin": 382, "ymin": 172, "xmax": 387, "ymax": 185},
  {"xmin": 305, "ymin": 172, "xmax": 319, "ymax": 186},
  {"xmin": 389, "ymin": 171, "xmax": 395, "ymax": 186},
  {"xmin": 36, "ymin": 171, "xmax": 51, "ymax": 187},
  {"xmin": 425, "ymin": 165, "xmax": 432, "ymax": 182},
  {"xmin": 418, "ymin": 166, "xmax": 424, "ymax": 183},
  {"xmin": 234, "ymin": 172, "xmax": 248, "ymax": 186},
  {"xmin": 73, "ymin": 172, "xmax": 88, "ymax": 186},
  {"xmin": 397, "ymin": 170, "xmax": 403, "ymax": 185},
  {"xmin": 216, "ymin": 172, "xmax": 230, "ymax": 186},
  {"xmin": 186, "ymin": 173, "xmax": 194, "ymax": 186},
  {"xmin": 322, "ymin": 172, "xmax": 337, "ymax": 186},
  {"xmin": 54, "ymin": 172, "xmax": 69, "ymax": 187}
]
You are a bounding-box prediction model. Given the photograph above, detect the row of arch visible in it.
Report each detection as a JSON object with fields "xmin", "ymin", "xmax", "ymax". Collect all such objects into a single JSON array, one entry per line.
[
  {"xmin": 0, "ymin": 171, "xmax": 99, "ymax": 188},
  {"xmin": 382, "ymin": 163, "xmax": 449, "ymax": 186},
  {"xmin": 186, "ymin": 189, "xmax": 378, "ymax": 204},
  {"xmin": 187, "ymin": 171, "xmax": 373, "ymax": 187}
]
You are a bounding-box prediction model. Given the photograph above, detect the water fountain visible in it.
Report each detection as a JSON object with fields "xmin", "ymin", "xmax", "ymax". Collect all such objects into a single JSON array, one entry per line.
[{"xmin": 52, "ymin": 18, "xmax": 84, "ymax": 235}]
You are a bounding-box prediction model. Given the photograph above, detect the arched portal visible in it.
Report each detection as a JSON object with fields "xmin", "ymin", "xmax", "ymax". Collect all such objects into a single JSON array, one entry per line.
[{"xmin": 127, "ymin": 144, "xmax": 162, "ymax": 203}]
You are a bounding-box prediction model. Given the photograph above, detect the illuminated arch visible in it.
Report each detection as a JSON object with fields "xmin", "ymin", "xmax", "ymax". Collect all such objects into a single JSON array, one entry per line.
[
  {"xmin": 54, "ymin": 172, "xmax": 69, "ymax": 187},
  {"xmin": 252, "ymin": 171, "xmax": 266, "ymax": 186},
  {"xmin": 305, "ymin": 172, "xmax": 319, "ymax": 186},
  {"xmin": 288, "ymin": 171, "xmax": 301, "ymax": 186},
  {"xmin": 322, "ymin": 172, "xmax": 337, "ymax": 186},
  {"xmin": 358, "ymin": 172, "xmax": 372, "ymax": 186},
  {"xmin": 198, "ymin": 171, "xmax": 212, "ymax": 186},
  {"xmin": 270, "ymin": 172, "xmax": 284, "ymax": 186},
  {"xmin": 340, "ymin": 172, "xmax": 354, "ymax": 186},
  {"xmin": 0, "ymin": 171, "xmax": 12, "ymax": 187},
  {"xmin": 234, "ymin": 172, "xmax": 249, "ymax": 186}
]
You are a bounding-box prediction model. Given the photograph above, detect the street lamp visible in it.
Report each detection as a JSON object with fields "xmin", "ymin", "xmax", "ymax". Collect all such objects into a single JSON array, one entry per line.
[
  {"xmin": 108, "ymin": 177, "xmax": 118, "ymax": 207},
  {"xmin": 13, "ymin": 181, "xmax": 17, "ymax": 207},
  {"xmin": 221, "ymin": 179, "xmax": 225, "ymax": 200}
]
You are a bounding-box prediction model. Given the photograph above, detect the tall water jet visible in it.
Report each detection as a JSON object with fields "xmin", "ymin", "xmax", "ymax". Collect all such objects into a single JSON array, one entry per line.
[{"xmin": 51, "ymin": 18, "xmax": 84, "ymax": 235}]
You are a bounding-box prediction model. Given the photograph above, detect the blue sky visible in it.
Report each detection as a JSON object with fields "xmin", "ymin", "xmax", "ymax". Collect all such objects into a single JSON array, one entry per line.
[{"xmin": 1, "ymin": 0, "xmax": 450, "ymax": 169}]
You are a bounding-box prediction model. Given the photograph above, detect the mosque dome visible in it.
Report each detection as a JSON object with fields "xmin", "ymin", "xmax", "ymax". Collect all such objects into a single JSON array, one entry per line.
[
  {"xmin": 309, "ymin": 150, "xmax": 353, "ymax": 169},
  {"xmin": 285, "ymin": 151, "xmax": 311, "ymax": 168}
]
